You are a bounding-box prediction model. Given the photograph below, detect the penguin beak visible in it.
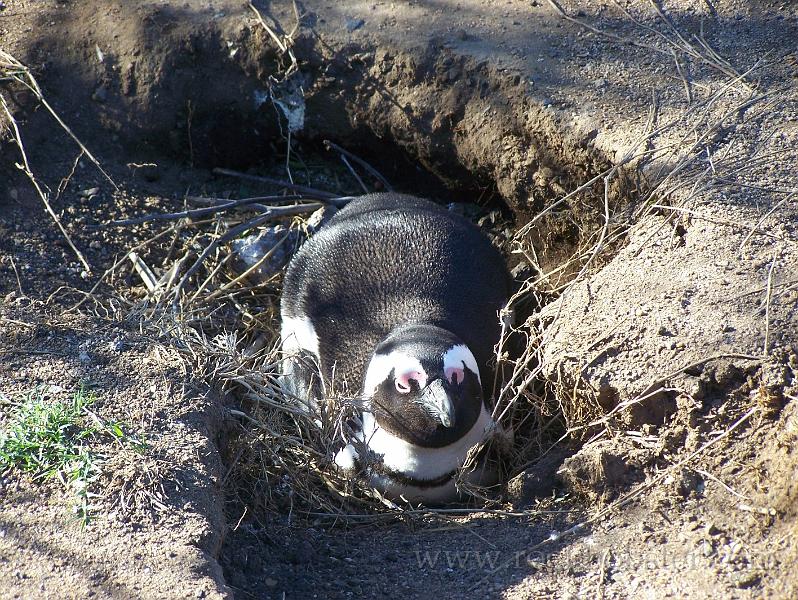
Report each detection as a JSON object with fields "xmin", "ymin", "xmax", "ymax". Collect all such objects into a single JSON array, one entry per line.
[{"xmin": 417, "ymin": 378, "xmax": 456, "ymax": 428}]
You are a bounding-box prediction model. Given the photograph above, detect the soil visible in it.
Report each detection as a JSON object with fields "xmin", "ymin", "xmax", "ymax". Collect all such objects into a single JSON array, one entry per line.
[{"xmin": 2, "ymin": 0, "xmax": 798, "ymax": 599}]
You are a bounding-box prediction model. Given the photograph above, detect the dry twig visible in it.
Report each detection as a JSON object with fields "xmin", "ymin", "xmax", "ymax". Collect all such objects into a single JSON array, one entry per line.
[{"xmin": 0, "ymin": 93, "xmax": 91, "ymax": 272}]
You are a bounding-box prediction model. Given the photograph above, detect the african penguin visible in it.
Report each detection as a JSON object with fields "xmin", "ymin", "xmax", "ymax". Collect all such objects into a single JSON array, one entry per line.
[{"xmin": 280, "ymin": 193, "xmax": 510, "ymax": 503}]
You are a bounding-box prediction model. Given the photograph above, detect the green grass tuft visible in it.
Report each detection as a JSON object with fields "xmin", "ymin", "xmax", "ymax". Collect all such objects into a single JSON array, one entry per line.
[{"xmin": 0, "ymin": 386, "xmax": 143, "ymax": 524}]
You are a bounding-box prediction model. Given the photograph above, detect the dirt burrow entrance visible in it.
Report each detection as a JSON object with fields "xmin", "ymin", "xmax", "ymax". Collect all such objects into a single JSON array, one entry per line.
[{"xmin": 2, "ymin": 1, "xmax": 798, "ymax": 599}]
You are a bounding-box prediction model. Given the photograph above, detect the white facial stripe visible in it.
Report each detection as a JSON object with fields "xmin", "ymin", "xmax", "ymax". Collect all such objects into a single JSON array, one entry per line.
[
  {"xmin": 363, "ymin": 352, "xmax": 427, "ymax": 395},
  {"xmin": 442, "ymin": 344, "xmax": 480, "ymax": 384},
  {"xmin": 280, "ymin": 315, "xmax": 320, "ymax": 358},
  {"xmin": 356, "ymin": 408, "xmax": 494, "ymax": 480}
]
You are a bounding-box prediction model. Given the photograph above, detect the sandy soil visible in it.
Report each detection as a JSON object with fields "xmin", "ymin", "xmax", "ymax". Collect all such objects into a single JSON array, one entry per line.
[{"xmin": 1, "ymin": 0, "xmax": 797, "ymax": 598}]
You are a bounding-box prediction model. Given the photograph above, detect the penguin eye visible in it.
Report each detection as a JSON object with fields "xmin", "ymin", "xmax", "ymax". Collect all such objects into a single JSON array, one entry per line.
[
  {"xmin": 445, "ymin": 367, "xmax": 464, "ymax": 386},
  {"xmin": 395, "ymin": 370, "xmax": 425, "ymax": 394}
]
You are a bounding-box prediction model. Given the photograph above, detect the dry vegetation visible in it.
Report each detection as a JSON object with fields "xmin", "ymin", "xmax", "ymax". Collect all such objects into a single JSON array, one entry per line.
[
  {"xmin": 2, "ymin": 1, "xmax": 792, "ymax": 528},
  {"xmin": 2, "ymin": 1, "xmax": 797, "ymax": 597}
]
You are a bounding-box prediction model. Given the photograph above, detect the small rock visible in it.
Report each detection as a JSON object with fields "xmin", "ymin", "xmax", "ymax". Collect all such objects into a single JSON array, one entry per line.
[
  {"xmin": 231, "ymin": 229, "xmax": 294, "ymax": 281},
  {"xmin": 89, "ymin": 240, "xmax": 102, "ymax": 250},
  {"xmin": 510, "ymin": 261, "xmax": 532, "ymax": 280},
  {"xmin": 508, "ymin": 445, "xmax": 571, "ymax": 507},
  {"xmin": 306, "ymin": 205, "xmax": 338, "ymax": 232},
  {"xmin": 264, "ymin": 578, "xmax": 278, "ymax": 588},
  {"xmin": 92, "ymin": 85, "xmax": 108, "ymax": 103},
  {"xmin": 79, "ymin": 187, "xmax": 100, "ymax": 198},
  {"xmin": 669, "ymin": 467, "xmax": 702, "ymax": 498},
  {"xmin": 78, "ymin": 350, "xmax": 91, "ymax": 363},
  {"xmin": 556, "ymin": 441, "xmax": 632, "ymax": 499},
  {"xmin": 345, "ymin": 17, "xmax": 365, "ymax": 32},
  {"xmin": 735, "ymin": 571, "xmax": 762, "ymax": 589}
]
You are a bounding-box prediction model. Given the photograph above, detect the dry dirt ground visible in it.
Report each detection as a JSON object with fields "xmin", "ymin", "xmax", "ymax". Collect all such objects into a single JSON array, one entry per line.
[{"xmin": 1, "ymin": 0, "xmax": 798, "ymax": 599}]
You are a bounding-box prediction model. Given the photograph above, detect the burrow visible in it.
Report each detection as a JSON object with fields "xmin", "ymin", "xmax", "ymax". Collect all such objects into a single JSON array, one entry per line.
[{"xmin": 9, "ymin": 4, "xmax": 645, "ymax": 594}]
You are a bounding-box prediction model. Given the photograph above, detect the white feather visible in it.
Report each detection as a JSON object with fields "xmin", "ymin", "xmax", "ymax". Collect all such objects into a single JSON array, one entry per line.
[
  {"xmin": 442, "ymin": 344, "xmax": 481, "ymax": 383},
  {"xmin": 280, "ymin": 315, "xmax": 320, "ymax": 357},
  {"xmin": 334, "ymin": 407, "xmax": 496, "ymax": 502},
  {"xmin": 363, "ymin": 351, "xmax": 427, "ymax": 395},
  {"xmin": 357, "ymin": 407, "xmax": 492, "ymax": 479},
  {"xmin": 279, "ymin": 315, "xmax": 322, "ymax": 414}
]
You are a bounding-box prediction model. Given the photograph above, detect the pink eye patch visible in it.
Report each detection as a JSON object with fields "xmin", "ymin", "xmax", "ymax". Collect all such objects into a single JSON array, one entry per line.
[
  {"xmin": 445, "ymin": 366, "xmax": 464, "ymax": 386},
  {"xmin": 395, "ymin": 370, "xmax": 427, "ymax": 393}
]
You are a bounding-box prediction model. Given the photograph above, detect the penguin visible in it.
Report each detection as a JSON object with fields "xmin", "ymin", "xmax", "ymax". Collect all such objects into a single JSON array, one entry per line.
[{"xmin": 279, "ymin": 193, "xmax": 510, "ymax": 503}]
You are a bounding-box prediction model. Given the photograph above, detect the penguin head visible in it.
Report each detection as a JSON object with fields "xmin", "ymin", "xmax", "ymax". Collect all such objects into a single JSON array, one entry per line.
[{"xmin": 361, "ymin": 324, "xmax": 484, "ymax": 447}]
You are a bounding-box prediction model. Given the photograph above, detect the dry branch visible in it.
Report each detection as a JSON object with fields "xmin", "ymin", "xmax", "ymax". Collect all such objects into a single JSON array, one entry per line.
[
  {"xmin": 108, "ymin": 197, "xmax": 323, "ymax": 226},
  {"xmin": 323, "ymin": 140, "xmax": 394, "ymax": 192},
  {"xmin": 0, "ymin": 49, "xmax": 116, "ymax": 188},
  {"xmin": 212, "ymin": 167, "xmax": 352, "ymax": 205},
  {"xmin": 0, "ymin": 93, "xmax": 91, "ymax": 272}
]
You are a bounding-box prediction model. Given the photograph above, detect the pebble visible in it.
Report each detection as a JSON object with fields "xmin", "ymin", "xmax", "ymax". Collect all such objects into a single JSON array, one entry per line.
[
  {"xmin": 230, "ymin": 226, "xmax": 299, "ymax": 282},
  {"xmin": 92, "ymin": 86, "xmax": 108, "ymax": 103},
  {"xmin": 79, "ymin": 187, "xmax": 100, "ymax": 198},
  {"xmin": 735, "ymin": 571, "xmax": 762, "ymax": 589},
  {"xmin": 345, "ymin": 17, "xmax": 365, "ymax": 32}
]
